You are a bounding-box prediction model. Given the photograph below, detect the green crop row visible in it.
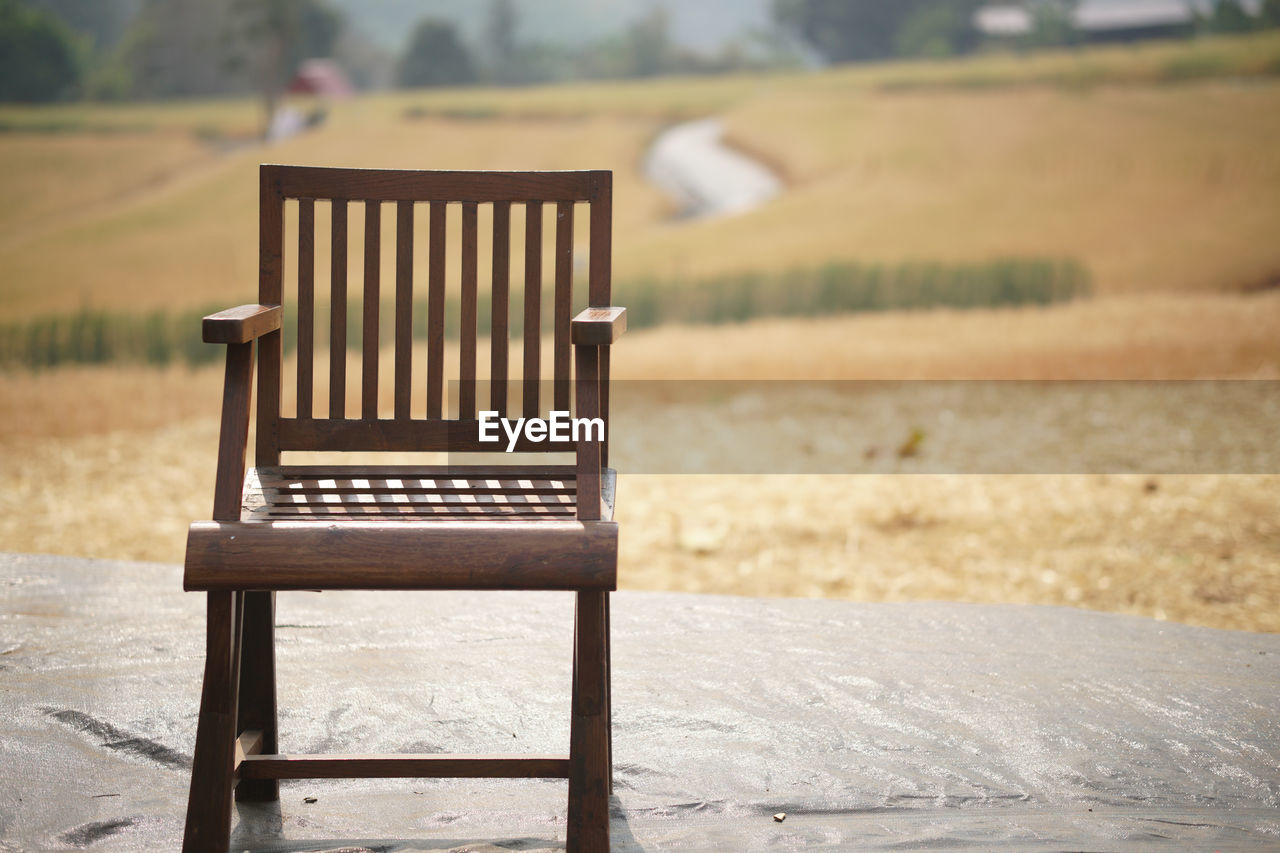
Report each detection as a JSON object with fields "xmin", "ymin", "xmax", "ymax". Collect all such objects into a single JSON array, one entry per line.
[{"xmin": 0, "ymin": 257, "xmax": 1088, "ymax": 370}]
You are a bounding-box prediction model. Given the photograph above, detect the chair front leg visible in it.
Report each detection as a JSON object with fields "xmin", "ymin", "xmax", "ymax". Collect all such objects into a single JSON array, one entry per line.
[{"xmin": 184, "ymin": 591, "xmax": 242, "ymax": 851}]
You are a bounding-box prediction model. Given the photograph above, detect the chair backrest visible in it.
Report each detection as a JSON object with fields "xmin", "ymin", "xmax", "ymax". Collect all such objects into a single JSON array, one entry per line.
[{"xmin": 253, "ymin": 165, "xmax": 612, "ymax": 467}]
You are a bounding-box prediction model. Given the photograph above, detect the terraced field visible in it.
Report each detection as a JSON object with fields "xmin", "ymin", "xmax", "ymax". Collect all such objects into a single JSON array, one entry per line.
[{"xmin": 2, "ymin": 32, "xmax": 1278, "ymax": 631}]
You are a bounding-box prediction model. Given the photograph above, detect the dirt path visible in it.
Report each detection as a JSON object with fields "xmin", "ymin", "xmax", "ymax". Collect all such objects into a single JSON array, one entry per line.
[{"xmin": 643, "ymin": 117, "xmax": 782, "ymax": 219}]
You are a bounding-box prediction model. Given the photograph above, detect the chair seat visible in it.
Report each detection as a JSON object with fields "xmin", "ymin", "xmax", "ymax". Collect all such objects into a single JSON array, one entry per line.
[
  {"xmin": 183, "ymin": 465, "xmax": 617, "ymax": 592},
  {"xmin": 244, "ymin": 465, "xmax": 614, "ymax": 522}
]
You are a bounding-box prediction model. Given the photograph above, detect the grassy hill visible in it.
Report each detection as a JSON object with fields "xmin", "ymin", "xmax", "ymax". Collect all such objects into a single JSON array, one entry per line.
[
  {"xmin": 2, "ymin": 33, "xmax": 1279, "ymax": 631},
  {"xmin": 1, "ymin": 31, "xmax": 1278, "ymax": 326}
]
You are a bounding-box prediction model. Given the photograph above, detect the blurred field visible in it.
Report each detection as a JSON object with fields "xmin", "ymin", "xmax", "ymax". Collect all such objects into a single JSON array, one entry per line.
[
  {"xmin": 3, "ymin": 293, "xmax": 1278, "ymax": 631},
  {"xmin": 2, "ymin": 33, "xmax": 1280, "ymax": 318},
  {"xmin": 2, "ymin": 33, "xmax": 1280, "ymax": 632}
]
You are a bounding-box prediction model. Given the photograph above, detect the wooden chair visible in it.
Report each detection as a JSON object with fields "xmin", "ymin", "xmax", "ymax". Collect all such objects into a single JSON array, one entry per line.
[{"xmin": 182, "ymin": 166, "xmax": 623, "ymax": 852}]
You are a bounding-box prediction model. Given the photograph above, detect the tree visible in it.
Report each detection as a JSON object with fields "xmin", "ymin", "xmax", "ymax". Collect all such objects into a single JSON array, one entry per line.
[
  {"xmin": 225, "ymin": 0, "xmax": 344, "ymax": 129},
  {"xmin": 626, "ymin": 5, "xmax": 673, "ymax": 77},
  {"xmin": 895, "ymin": 2, "xmax": 982, "ymax": 59},
  {"xmin": 773, "ymin": 0, "xmax": 919, "ymax": 63},
  {"xmin": 1206, "ymin": 0, "xmax": 1255, "ymax": 33},
  {"xmin": 1262, "ymin": 0, "xmax": 1280, "ymax": 28},
  {"xmin": 397, "ymin": 18, "xmax": 475, "ymax": 88},
  {"xmin": 1026, "ymin": 0, "xmax": 1078, "ymax": 48},
  {"xmin": 0, "ymin": 0, "xmax": 83, "ymax": 101},
  {"xmin": 485, "ymin": 0, "xmax": 518, "ymax": 83}
]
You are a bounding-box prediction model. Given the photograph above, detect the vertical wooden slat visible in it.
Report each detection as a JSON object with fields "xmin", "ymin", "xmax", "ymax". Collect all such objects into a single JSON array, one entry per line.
[
  {"xmin": 523, "ymin": 201, "xmax": 543, "ymax": 418},
  {"xmin": 427, "ymin": 201, "xmax": 446, "ymax": 420},
  {"xmin": 296, "ymin": 199, "xmax": 315, "ymax": 419},
  {"xmin": 553, "ymin": 201, "xmax": 574, "ymax": 412},
  {"xmin": 394, "ymin": 200, "xmax": 414, "ymax": 420},
  {"xmin": 329, "ymin": 199, "xmax": 348, "ymax": 419},
  {"xmin": 589, "ymin": 175, "xmax": 613, "ymax": 467},
  {"xmin": 362, "ymin": 201, "xmax": 380, "ymax": 420},
  {"xmin": 588, "ymin": 174, "xmax": 612, "ymax": 306},
  {"xmin": 255, "ymin": 166, "xmax": 284, "ymax": 467},
  {"xmin": 575, "ymin": 344, "xmax": 602, "ymax": 521},
  {"xmin": 459, "ymin": 202, "xmax": 478, "ymax": 420},
  {"xmin": 490, "ymin": 201, "xmax": 510, "ymax": 417}
]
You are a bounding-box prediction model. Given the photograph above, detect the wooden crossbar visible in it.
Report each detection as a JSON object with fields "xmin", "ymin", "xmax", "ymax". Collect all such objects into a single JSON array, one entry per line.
[
  {"xmin": 184, "ymin": 519, "xmax": 617, "ymax": 591},
  {"xmin": 238, "ymin": 753, "xmax": 572, "ymax": 780},
  {"xmin": 232, "ymin": 729, "xmax": 264, "ymax": 780}
]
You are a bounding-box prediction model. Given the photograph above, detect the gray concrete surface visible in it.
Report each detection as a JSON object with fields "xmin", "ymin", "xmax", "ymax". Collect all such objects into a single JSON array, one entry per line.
[{"xmin": 2, "ymin": 550, "xmax": 1279, "ymax": 851}]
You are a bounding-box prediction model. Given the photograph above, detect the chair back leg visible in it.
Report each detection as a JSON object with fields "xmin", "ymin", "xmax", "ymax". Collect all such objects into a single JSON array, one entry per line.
[
  {"xmin": 567, "ymin": 590, "xmax": 611, "ymax": 850},
  {"xmin": 235, "ymin": 590, "xmax": 279, "ymax": 803}
]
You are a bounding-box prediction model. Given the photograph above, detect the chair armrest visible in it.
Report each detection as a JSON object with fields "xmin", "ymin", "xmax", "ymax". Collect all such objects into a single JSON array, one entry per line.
[
  {"xmin": 571, "ymin": 306, "xmax": 626, "ymax": 346},
  {"xmin": 203, "ymin": 304, "xmax": 282, "ymax": 344}
]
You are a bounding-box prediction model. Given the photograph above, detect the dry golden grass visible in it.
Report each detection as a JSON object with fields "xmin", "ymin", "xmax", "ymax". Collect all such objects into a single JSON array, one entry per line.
[
  {"xmin": 615, "ymin": 291, "xmax": 1280, "ymax": 380},
  {"xmin": 0, "ymin": 113, "xmax": 668, "ymax": 319},
  {"xmin": 706, "ymin": 82, "xmax": 1280, "ymax": 294},
  {"xmin": 4, "ymin": 39, "xmax": 1280, "ymax": 632},
  {"xmin": 4, "ymin": 52, "xmax": 1280, "ymax": 317},
  {"xmin": 3, "ymin": 294, "xmax": 1278, "ymax": 632}
]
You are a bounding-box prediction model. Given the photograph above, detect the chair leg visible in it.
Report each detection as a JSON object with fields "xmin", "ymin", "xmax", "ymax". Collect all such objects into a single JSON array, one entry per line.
[
  {"xmin": 604, "ymin": 591, "xmax": 613, "ymax": 795},
  {"xmin": 235, "ymin": 590, "xmax": 279, "ymax": 803},
  {"xmin": 183, "ymin": 592, "xmax": 242, "ymax": 852},
  {"xmin": 567, "ymin": 590, "xmax": 610, "ymax": 852}
]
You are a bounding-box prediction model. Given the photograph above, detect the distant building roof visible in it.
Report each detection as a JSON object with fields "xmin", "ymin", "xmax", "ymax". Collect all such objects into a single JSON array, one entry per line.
[
  {"xmin": 974, "ymin": 1, "xmax": 1211, "ymax": 38},
  {"xmin": 974, "ymin": 4, "xmax": 1033, "ymax": 36},
  {"xmin": 287, "ymin": 59, "xmax": 355, "ymax": 98},
  {"xmin": 1073, "ymin": 0, "xmax": 1194, "ymax": 31}
]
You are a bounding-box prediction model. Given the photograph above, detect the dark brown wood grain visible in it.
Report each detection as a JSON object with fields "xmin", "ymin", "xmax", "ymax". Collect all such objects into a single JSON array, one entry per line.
[
  {"xmin": 574, "ymin": 345, "xmax": 602, "ymax": 522},
  {"xmin": 212, "ymin": 342, "xmax": 254, "ymax": 522},
  {"xmin": 362, "ymin": 200, "xmax": 381, "ymax": 420},
  {"xmin": 255, "ymin": 166, "xmax": 284, "ymax": 468},
  {"xmin": 329, "ymin": 199, "xmax": 348, "ymax": 419},
  {"xmin": 267, "ymin": 165, "xmax": 604, "ymax": 203},
  {"xmin": 523, "ymin": 201, "xmax": 543, "ymax": 418},
  {"xmin": 588, "ymin": 172, "xmax": 611, "ymax": 306},
  {"xmin": 182, "ymin": 591, "xmax": 239, "ymax": 851},
  {"xmin": 297, "ymin": 198, "xmax": 315, "ymax": 418},
  {"xmin": 239, "ymin": 753, "xmax": 571, "ymax": 780},
  {"xmin": 567, "ymin": 589, "xmax": 610, "ymax": 850},
  {"xmin": 234, "ymin": 593, "xmax": 277, "ymax": 802},
  {"xmin": 554, "ymin": 201, "xmax": 574, "ymax": 411},
  {"xmin": 394, "ymin": 199, "xmax": 414, "ymax": 420},
  {"xmin": 202, "ymin": 304, "xmax": 282, "ymax": 345},
  {"xmin": 185, "ymin": 519, "xmax": 618, "ymax": 591},
  {"xmin": 459, "ymin": 201, "xmax": 478, "ymax": 419},
  {"xmin": 277, "ymin": 417, "xmax": 577, "ymax": 453},
  {"xmin": 490, "ymin": 200, "xmax": 510, "ymax": 416},
  {"xmin": 427, "ymin": 201, "xmax": 447, "ymax": 419},
  {"xmin": 188, "ymin": 169, "xmax": 622, "ymax": 852}
]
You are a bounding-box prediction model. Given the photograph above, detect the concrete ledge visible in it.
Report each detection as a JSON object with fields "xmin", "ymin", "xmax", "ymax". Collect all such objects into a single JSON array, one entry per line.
[{"xmin": 2, "ymin": 551, "xmax": 1277, "ymax": 851}]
